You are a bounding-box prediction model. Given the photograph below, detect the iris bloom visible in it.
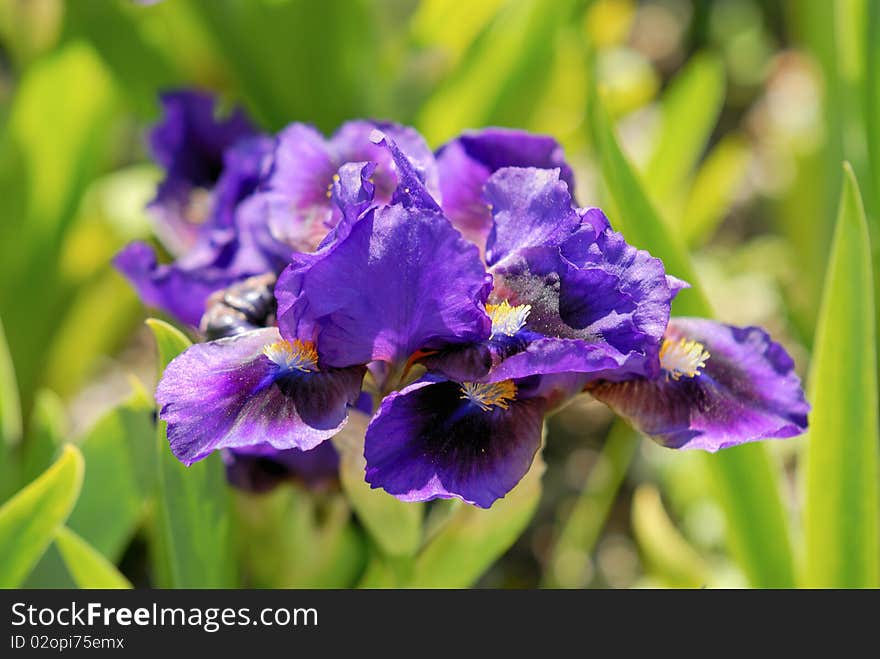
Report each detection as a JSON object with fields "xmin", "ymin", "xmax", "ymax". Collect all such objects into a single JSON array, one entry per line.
[{"xmin": 131, "ymin": 96, "xmax": 809, "ymax": 507}]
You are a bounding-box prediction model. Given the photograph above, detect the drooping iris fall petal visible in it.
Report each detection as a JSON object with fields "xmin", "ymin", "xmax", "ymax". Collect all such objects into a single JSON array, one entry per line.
[
  {"xmin": 156, "ymin": 328, "xmax": 365, "ymax": 465},
  {"xmin": 587, "ymin": 318, "xmax": 810, "ymax": 451}
]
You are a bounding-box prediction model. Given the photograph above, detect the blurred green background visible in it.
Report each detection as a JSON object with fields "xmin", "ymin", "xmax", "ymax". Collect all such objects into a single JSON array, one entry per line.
[{"xmin": 0, "ymin": 0, "xmax": 877, "ymax": 589}]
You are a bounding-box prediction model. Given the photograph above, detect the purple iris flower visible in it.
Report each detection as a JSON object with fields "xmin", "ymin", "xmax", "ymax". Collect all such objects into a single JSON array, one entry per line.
[
  {"xmin": 587, "ymin": 318, "xmax": 810, "ymax": 451},
  {"xmin": 424, "ymin": 166, "xmax": 680, "ymax": 384},
  {"xmin": 224, "ymin": 441, "xmax": 341, "ymax": 493},
  {"xmin": 147, "ymin": 116, "xmax": 809, "ymax": 509},
  {"xmin": 114, "ymin": 90, "xmax": 276, "ymax": 326}
]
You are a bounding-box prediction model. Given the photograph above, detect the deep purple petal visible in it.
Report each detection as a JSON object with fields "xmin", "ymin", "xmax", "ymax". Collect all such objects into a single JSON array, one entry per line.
[
  {"xmin": 210, "ymin": 135, "xmax": 273, "ymax": 229},
  {"xmin": 436, "ymin": 128, "xmax": 575, "ymax": 247},
  {"xmin": 156, "ymin": 328, "xmax": 366, "ymax": 464},
  {"xmin": 484, "ymin": 167, "xmax": 582, "ymax": 267},
  {"xmin": 149, "ymin": 89, "xmax": 255, "ymax": 188},
  {"xmin": 364, "ymin": 379, "xmax": 546, "ymax": 508},
  {"xmin": 588, "ymin": 318, "xmax": 810, "ymax": 451},
  {"xmin": 369, "ymin": 129, "xmax": 441, "ymax": 212},
  {"xmin": 277, "ymin": 204, "xmax": 491, "ymax": 368},
  {"xmin": 332, "ymin": 120, "xmax": 440, "ymax": 204}
]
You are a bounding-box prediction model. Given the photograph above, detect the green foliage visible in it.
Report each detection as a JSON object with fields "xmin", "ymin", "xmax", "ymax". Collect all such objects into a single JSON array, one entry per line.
[
  {"xmin": 631, "ymin": 485, "xmax": 709, "ymax": 588},
  {"xmin": 644, "ymin": 52, "xmax": 726, "ymax": 213},
  {"xmin": 0, "ymin": 445, "xmax": 84, "ymax": 587},
  {"xmin": 55, "ymin": 526, "xmax": 133, "ymax": 590},
  {"xmin": 0, "ymin": 0, "xmax": 876, "ymax": 590},
  {"xmin": 407, "ymin": 456, "xmax": 543, "ymax": 588},
  {"xmin": 147, "ymin": 319, "xmax": 236, "ymax": 588},
  {"xmin": 804, "ymin": 165, "xmax": 878, "ymax": 588},
  {"xmin": 333, "ymin": 415, "xmax": 423, "ymax": 560},
  {"xmin": 67, "ymin": 381, "xmax": 155, "ymax": 561}
]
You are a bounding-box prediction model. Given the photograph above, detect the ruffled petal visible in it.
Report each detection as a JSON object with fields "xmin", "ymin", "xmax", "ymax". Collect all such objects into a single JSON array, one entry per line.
[
  {"xmin": 492, "ymin": 231, "xmax": 675, "ymax": 372},
  {"xmin": 436, "ymin": 128, "xmax": 575, "ymax": 247},
  {"xmin": 588, "ymin": 318, "xmax": 810, "ymax": 451},
  {"xmin": 484, "ymin": 167, "xmax": 582, "ymax": 267},
  {"xmin": 364, "ymin": 379, "xmax": 546, "ymax": 508},
  {"xmin": 149, "ymin": 89, "xmax": 255, "ymax": 188},
  {"xmin": 277, "ymin": 204, "xmax": 491, "ymax": 368},
  {"xmin": 156, "ymin": 328, "xmax": 365, "ymax": 464}
]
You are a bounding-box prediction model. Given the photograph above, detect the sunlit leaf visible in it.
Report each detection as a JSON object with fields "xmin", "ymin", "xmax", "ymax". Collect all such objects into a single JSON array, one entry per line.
[
  {"xmin": 332, "ymin": 412, "xmax": 423, "ymax": 559},
  {"xmin": 55, "ymin": 526, "xmax": 132, "ymax": 590},
  {"xmin": 542, "ymin": 422, "xmax": 637, "ymax": 588},
  {"xmin": 0, "ymin": 317, "xmax": 21, "ymax": 450},
  {"xmin": 631, "ymin": 484, "xmax": 709, "ymax": 588},
  {"xmin": 407, "ymin": 455, "xmax": 543, "ymax": 588},
  {"xmin": 19, "ymin": 389, "xmax": 67, "ymax": 488},
  {"xmin": 67, "ymin": 381, "xmax": 155, "ymax": 561},
  {"xmin": 147, "ymin": 319, "xmax": 236, "ymax": 588},
  {"xmin": 186, "ymin": 0, "xmax": 380, "ymax": 131},
  {"xmin": 235, "ymin": 488, "xmax": 366, "ymax": 588},
  {"xmin": 804, "ymin": 164, "xmax": 878, "ymax": 588},
  {"xmin": 0, "ymin": 445, "xmax": 84, "ymax": 587},
  {"xmin": 682, "ymin": 135, "xmax": 750, "ymax": 246},
  {"xmin": 418, "ymin": 0, "xmax": 578, "ymax": 144},
  {"xmin": 644, "ymin": 52, "xmax": 726, "ymax": 213}
]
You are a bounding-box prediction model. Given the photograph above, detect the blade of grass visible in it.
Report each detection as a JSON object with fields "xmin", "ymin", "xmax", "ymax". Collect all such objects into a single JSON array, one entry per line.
[
  {"xmin": 0, "ymin": 445, "xmax": 84, "ymax": 587},
  {"xmin": 644, "ymin": 52, "xmax": 726, "ymax": 213},
  {"xmin": 147, "ymin": 319, "xmax": 236, "ymax": 588},
  {"xmin": 631, "ymin": 484, "xmax": 710, "ymax": 588},
  {"xmin": 55, "ymin": 526, "xmax": 132, "ymax": 590},
  {"xmin": 682, "ymin": 134, "xmax": 750, "ymax": 247},
  {"xmin": 803, "ymin": 164, "xmax": 878, "ymax": 588},
  {"xmin": 417, "ymin": 0, "xmax": 577, "ymax": 144},
  {"xmin": 407, "ymin": 456, "xmax": 543, "ymax": 588}
]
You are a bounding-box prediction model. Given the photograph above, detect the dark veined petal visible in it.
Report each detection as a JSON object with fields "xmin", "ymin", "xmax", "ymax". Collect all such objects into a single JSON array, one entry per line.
[
  {"xmin": 156, "ymin": 328, "xmax": 365, "ymax": 465},
  {"xmin": 276, "ymin": 203, "xmax": 491, "ymax": 369},
  {"xmin": 588, "ymin": 318, "xmax": 810, "ymax": 451},
  {"xmin": 364, "ymin": 379, "xmax": 546, "ymax": 508},
  {"xmin": 484, "ymin": 167, "xmax": 582, "ymax": 268},
  {"xmin": 435, "ymin": 128, "xmax": 575, "ymax": 247},
  {"xmin": 223, "ymin": 441, "xmax": 339, "ymax": 493}
]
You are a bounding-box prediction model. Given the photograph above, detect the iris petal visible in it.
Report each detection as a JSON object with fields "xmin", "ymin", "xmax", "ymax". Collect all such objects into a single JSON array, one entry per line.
[
  {"xmin": 588, "ymin": 318, "xmax": 810, "ymax": 451},
  {"xmin": 276, "ymin": 204, "xmax": 491, "ymax": 369},
  {"xmin": 156, "ymin": 328, "xmax": 365, "ymax": 464},
  {"xmin": 436, "ymin": 128, "xmax": 575, "ymax": 247},
  {"xmin": 364, "ymin": 379, "xmax": 546, "ymax": 508}
]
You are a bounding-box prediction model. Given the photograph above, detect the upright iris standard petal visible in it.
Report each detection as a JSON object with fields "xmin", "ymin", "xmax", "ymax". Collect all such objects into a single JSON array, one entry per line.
[
  {"xmin": 483, "ymin": 167, "xmax": 582, "ymax": 268},
  {"xmin": 435, "ymin": 128, "xmax": 575, "ymax": 247},
  {"xmin": 587, "ymin": 318, "xmax": 810, "ymax": 451},
  {"xmin": 364, "ymin": 379, "xmax": 546, "ymax": 508},
  {"xmin": 147, "ymin": 89, "xmax": 257, "ymax": 255},
  {"xmin": 223, "ymin": 441, "xmax": 340, "ymax": 493},
  {"xmin": 277, "ymin": 203, "xmax": 491, "ymax": 369},
  {"xmin": 156, "ymin": 328, "xmax": 365, "ymax": 465},
  {"xmin": 243, "ymin": 120, "xmax": 438, "ymax": 253}
]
